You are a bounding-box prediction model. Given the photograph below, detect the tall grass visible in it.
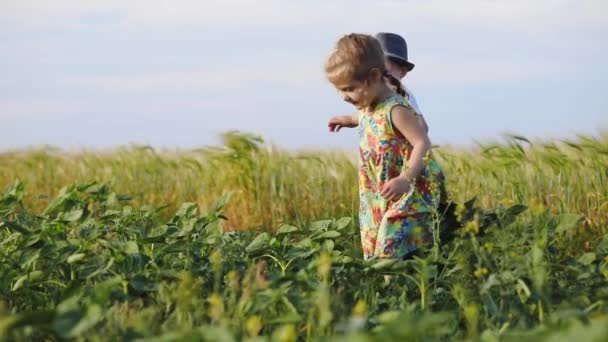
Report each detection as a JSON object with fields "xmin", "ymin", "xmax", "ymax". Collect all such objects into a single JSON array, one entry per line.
[{"xmin": 1, "ymin": 131, "xmax": 607, "ymax": 236}]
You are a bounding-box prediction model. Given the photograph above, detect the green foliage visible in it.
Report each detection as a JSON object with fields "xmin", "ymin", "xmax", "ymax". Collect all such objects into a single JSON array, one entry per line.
[
  {"xmin": 0, "ymin": 132, "xmax": 607, "ymax": 340},
  {"xmin": 0, "ymin": 181, "xmax": 606, "ymax": 340}
]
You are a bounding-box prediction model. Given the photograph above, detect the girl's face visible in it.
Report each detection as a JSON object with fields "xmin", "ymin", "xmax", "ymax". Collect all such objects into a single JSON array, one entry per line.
[
  {"xmin": 334, "ymin": 69, "xmax": 384, "ymax": 110},
  {"xmin": 335, "ymin": 79, "xmax": 370, "ymax": 110}
]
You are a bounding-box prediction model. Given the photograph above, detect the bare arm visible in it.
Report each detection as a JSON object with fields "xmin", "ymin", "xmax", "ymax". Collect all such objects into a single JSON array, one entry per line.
[
  {"xmin": 328, "ymin": 113, "xmax": 358, "ymax": 132},
  {"xmin": 391, "ymin": 105, "xmax": 431, "ymax": 181},
  {"xmin": 418, "ymin": 114, "xmax": 429, "ymax": 133},
  {"xmin": 379, "ymin": 105, "xmax": 432, "ymax": 201}
]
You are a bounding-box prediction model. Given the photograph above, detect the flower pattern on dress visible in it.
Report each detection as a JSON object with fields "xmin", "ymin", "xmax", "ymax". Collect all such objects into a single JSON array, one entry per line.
[{"xmin": 358, "ymin": 95, "xmax": 446, "ymax": 259}]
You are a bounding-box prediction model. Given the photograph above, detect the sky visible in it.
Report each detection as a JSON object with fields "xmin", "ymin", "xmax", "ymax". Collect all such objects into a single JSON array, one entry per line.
[{"xmin": 1, "ymin": 0, "xmax": 607, "ymax": 150}]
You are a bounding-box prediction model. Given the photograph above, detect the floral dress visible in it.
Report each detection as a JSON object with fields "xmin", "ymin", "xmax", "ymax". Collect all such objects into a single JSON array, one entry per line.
[{"xmin": 358, "ymin": 95, "xmax": 446, "ymax": 259}]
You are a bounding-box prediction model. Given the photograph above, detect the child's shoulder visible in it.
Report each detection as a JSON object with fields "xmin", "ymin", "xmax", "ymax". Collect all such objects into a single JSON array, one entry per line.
[{"xmin": 379, "ymin": 94, "xmax": 412, "ymax": 113}]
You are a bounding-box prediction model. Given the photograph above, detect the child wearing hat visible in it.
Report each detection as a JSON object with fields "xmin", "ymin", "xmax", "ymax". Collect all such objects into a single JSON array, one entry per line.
[
  {"xmin": 328, "ymin": 32, "xmax": 428, "ymax": 133},
  {"xmin": 324, "ymin": 33, "xmax": 446, "ymax": 264}
]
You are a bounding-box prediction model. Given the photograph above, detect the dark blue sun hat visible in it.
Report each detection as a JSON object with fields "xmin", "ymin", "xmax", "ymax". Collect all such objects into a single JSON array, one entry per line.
[{"xmin": 375, "ymin": 32, "xmax": 415, "ymax": 71}]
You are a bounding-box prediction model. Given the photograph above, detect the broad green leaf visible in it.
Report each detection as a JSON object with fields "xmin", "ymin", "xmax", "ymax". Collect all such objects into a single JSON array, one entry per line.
[
  {"xmin": 312, "ymin": 231, "xmax": 341, "ymax": 240},
  {"xmin": 334, "ymin": 217, "xmax": 352, "ymax": 230},
  {"xmin": 1, "ymin": 220, "xmax": 31, "ymax": 235},
  {"xmin": 246, "ymin": 233, "xmax": 270, "ymax": 254},
  {"xmin": 293, "ymin": 238, "xmax": 312, "ymax": 249},
  {"xmin": 277, "ymin": 224, "xmax": 299, "ymax": 235},
  {"xmin": 595, "ymin": 234, "xmax": 608, "ymax": 255},
  {"xmin": 286, "ymin": 247, "xmax": 317, "ymax": 260},
  {"xmin": 175, "ymin": 202, "xmax": 198, "ymax": 217},
  {"xmin": 322, "ymin": 239, "xmax": 334, "ymax": 252},
  {"xmin": 123, "ymin": 241, "xmax": 139, "ymax": 255},
  {"xmin": 370, "ymin": 259, "xmax": 397, "ymax": 270},
  {"xmin": 67, "ymin": 253, "xmax": 86, "ymax": 264},
  {"xmin": 130, "ymin": 275, "xmax": 158, "ymax": 292},
  {"xmin": 310, "ymin": 220, "xmax": 332, "ymax": 231},
  {"xmin": 212, "ymin": 191, "xmax": 233, "ymax": 213},
  {"xmin": 205, "ymin": 220, "xmax": 224, "ymax": 240},
  {"xmin": 506, "ymin": 204, "xmax": 527, "ymax": 217},
  {"xmin": 60, "ymin": 209, "xmax": 84, "ymax": 222},
  {"xmin": 555, "ymin": 214, "xmax": 584, "ymax": 234},
  {"xmin": 100, "ymin": 210, "xmax": 121, "ymax": 218},
  {"xmin": 577, "ymin": 252, "xmax": 596, "ymax": 265},
  {"xmin": 332, "ymin": 255, "xmax": 353, "ymax": 264},
  {"xmin": 12, "ymin": 270, "xmax": 44, "ymax": 291}
]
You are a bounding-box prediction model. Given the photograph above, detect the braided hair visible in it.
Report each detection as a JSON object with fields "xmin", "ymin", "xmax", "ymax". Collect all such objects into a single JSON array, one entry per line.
[{"xmin": 383, "ymin": 71, "xmax": 409, "ymax": 100}]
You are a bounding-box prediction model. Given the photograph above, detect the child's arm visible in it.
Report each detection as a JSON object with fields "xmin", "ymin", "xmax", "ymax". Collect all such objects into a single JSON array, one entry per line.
[
  {"xmin": 380, "ymin": 105, "xmax": 431, "ymax": 201},
  {"xmin": 417, "ymin": 114, "xmax": 429, "ymax": 133},
  {"xmin": 385, "ymin": 77, "xmax": 429, "ymax": 133},
  {"xmin": 328, "ymin": 114, "xmax": 358, "ymax": 132}
]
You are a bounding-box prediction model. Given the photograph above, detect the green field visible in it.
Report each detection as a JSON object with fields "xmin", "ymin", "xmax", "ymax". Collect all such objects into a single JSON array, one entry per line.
[{"xmin": 1, "ymin": 132, "xmax": 607, "ymax": 341}]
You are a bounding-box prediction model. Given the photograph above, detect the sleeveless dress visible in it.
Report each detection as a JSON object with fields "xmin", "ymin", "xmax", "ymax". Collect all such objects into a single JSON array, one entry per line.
[{"xmin": 358, "ymin": 95, "xmax": 446, "ymax": 259}]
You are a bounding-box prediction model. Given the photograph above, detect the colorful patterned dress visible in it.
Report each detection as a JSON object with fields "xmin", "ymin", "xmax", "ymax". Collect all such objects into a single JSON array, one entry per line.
[{"xmin": 358, "ymin": 95, "xmax": 446, "ymax": 259}]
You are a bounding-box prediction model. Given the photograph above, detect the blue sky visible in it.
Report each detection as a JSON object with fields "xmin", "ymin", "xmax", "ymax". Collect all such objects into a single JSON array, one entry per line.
[{"xmin": 1, "ymin": 0, "xmax": 607, "ymax": 150}]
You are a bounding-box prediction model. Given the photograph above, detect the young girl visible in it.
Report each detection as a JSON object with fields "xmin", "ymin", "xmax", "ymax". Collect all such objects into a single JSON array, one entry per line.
[
  {"xmin": 328, "ymin": 32, "xmax": 429, "ymax": 133},
  {"xmin": 325, "ymin": 33, "xmax": 446, "ymax": 260}
]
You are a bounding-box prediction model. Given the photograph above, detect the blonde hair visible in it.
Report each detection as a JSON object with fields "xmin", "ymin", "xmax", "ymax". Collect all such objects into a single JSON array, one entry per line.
[{"xmin": 325, "ymin": 33, "xmax": 386, "ymax": 85}]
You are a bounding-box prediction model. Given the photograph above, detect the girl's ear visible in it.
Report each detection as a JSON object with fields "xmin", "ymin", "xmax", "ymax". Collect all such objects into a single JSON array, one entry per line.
[{"xmin": 368, "ymin": 67, "xmax": 383, "ymax": 82}]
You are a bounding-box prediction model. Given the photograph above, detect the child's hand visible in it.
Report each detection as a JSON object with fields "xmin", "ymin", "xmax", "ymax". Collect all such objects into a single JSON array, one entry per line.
[
  {"xmin": 380, "ymin": 176, "xmax": 411, "ymax": 202},
  {"xmin": 328, "ymin": 115, "xmax": 357, "ymax": 132}
]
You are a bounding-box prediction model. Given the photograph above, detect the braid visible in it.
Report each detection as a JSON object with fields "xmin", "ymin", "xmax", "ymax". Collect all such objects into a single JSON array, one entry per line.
[{"xmin": 384, "ymin": 73, "xmax": 409, "ymax": 100}]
